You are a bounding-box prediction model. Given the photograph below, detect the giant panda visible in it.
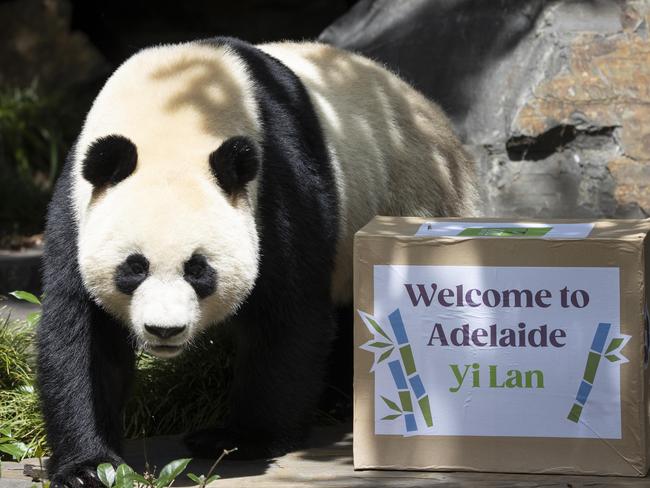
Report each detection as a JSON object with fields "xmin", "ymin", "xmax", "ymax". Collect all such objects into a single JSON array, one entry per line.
[{"xmin": 37, "ymin": 37, "xmax": 477, "ymax": 487}]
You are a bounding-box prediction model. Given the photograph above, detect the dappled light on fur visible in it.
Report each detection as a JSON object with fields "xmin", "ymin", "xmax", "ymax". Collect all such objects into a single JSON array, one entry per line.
[{"xmin": 149, "ymin": 54, "xmax": 255, "ymax": 142}]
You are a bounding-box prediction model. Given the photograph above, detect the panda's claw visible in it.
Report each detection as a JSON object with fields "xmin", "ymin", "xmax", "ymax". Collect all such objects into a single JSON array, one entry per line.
[{"xmin": 51, "ymin": 465, "xmax": 105, "ymax": 488}]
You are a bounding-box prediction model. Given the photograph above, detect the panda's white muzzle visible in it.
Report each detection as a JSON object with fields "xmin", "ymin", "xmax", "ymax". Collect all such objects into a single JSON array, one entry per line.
[{"xmin": 130, "ymin": 276, "xmax": 200, "ymax": 357}]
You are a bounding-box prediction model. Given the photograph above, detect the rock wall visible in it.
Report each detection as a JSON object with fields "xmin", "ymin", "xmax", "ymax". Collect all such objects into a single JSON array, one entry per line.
[{"xmin": 321, "ymin": 0, "xmax": 650, "ymax": 218}]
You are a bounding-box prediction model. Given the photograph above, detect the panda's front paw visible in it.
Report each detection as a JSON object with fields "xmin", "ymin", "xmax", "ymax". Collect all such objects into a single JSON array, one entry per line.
[
  {"xmin": 50, "ymin": 466, "xmax": 103, "ymax": 488},
  {"xmin": 184, "ymin": 427, "xmax": 281, "ymax": 460},
  {"xmin": 49, "ymin": 454, "xmax": 124, "ymax": 488}
]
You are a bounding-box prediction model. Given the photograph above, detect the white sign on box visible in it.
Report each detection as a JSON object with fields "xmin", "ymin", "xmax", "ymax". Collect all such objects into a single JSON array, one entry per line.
[{"xmin": 360, "ymin": 265, "xmax": 629, "ymax": 439}]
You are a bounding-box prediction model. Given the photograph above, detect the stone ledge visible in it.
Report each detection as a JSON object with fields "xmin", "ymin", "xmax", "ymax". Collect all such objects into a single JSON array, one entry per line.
[{"xmin": 0, "ymin": 247, "xmax": 43, "ymax": 298}]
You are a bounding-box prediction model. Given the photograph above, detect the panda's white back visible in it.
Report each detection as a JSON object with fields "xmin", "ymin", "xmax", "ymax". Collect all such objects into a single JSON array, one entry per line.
[{"xmin": 259, "ymin": 42, "xmax": 477, "ymax": 302}]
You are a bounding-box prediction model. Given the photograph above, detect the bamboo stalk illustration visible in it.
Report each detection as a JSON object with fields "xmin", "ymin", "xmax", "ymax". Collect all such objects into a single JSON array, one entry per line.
[
  {"xmin": 388, "ymin": 309, "xmax": 433, "ymax": 428},
  {"xmin": 567, "ymin": 322, "xmax": 611, "ymax": 423},
  {"xmin": 386, "ymin": 359, "xmax": 417, "ymax": 432}
]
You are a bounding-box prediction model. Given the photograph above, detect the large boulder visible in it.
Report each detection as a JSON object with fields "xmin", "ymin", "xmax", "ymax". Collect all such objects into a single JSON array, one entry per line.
[{"xmin": 321, "ymin": 0, "xmax": 650, "ymax": 218}]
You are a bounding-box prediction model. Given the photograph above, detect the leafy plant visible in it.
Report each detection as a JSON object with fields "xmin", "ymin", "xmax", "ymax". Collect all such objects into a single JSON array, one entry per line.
[
  {"xmin": 0, "ymin": 427, "xmax": 29, "ymax": 460},
  {"xmin": 0, "ymin": 426, "xmax": 30, "ymax": 479},
  {"xmin": 0, "ymin": 293, "xmax": 46, "ymax": 460},
  {"xmin": 0, "ymin": 386, "xmax": 46, "ymax": 459},
  {"xmin": 94, "ymin": 447, "xmax": 237, "ymax": 488},
  {"xmin": 97, "ymin": 459, "xmax": 191, "ymax": 488},
  {"xmin": 1, "ymin": 291, "xmax": 235, "ymax": 460},
  {"xmin": 9, "ymin": 291, "xmax": 41, "ymax": 305},
  {"xmin": 186, "ymin": 447, "xmax": 237, "ymax": 487},
  {"xmin": 0, "ymin": 311, "xmax": 34, "ymax": 390}
]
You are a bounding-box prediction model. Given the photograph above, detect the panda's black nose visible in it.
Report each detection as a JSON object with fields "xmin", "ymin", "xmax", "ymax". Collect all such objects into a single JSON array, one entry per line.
[{"xmin": 144, "ymin": 324, "xmax": 186, "ymax": 339}]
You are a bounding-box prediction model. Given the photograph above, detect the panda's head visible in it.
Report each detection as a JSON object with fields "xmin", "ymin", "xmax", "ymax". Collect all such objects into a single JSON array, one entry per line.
[{"xmin": 73, "ymin": 43, "xmax": 262, "ymax": 358}]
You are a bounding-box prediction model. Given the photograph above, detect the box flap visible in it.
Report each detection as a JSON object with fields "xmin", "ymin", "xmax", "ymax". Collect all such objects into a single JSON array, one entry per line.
[{"xmin": 357, "ymin": 216, "xmax": 650, "ymax": 240}]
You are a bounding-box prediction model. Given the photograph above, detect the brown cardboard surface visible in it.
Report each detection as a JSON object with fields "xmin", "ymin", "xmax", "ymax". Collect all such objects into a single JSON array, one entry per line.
[{"xmin": 353, "ymin": 217, "xmax": 650, "ymax": 476}]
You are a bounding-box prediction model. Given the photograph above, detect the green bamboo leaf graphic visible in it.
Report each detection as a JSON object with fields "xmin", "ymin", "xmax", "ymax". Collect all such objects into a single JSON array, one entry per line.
[
  {"xmin": 369, "ymin": 341, "xmax": 392, "ymax": 348},
  {"xmin": 605, "ymin": 354, "xmax": 620, "ymax": 362},
  {"xmin": 367, "ymin": 317, "xmax": 392, "ymax": 342},
  {"xmin": 381, "ymin": 414, "xmax": 402, "ymax": 421},
  {"xmin": 377, "ymin": 347, "xmax": 394, "ymax": 363},
  {"xmin": 381, "ymin": 396, "xmax": 402, "ymax": 413},
  {"xmin": 605, "ymin": 338, "xmax": 624, "ymax": 354}
]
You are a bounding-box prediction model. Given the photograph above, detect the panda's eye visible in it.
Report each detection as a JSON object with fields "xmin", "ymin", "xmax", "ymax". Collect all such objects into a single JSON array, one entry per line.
[
  {"xmin": 126, "ymin": 254, "xmax": 149, "ymax": 275},
  {"xmin": 184, "ymin": 253, "xmax": 216, "ymax": 299},
  {"xmin": 185, "ymin": 260, "xmax": 204, "ymax": 278},
  {"xmin": 115, "ymin": 253, "xmax": 149, "ymax": 295},
  {"xmin": 129, "ymin": 262, "xmax": 145, "ymax": 275}
]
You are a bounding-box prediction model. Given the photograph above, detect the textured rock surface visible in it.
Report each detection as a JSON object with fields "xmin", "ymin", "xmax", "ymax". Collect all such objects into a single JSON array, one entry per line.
[{"xmin": 321, "ymin": 0, "xmax": 650, "ymax": 218}]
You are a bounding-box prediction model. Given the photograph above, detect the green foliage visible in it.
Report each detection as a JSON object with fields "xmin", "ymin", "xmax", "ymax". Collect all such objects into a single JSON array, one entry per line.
[
  {"xmin": 186, "ymin": 472, "xmax": 221, "ymax": 486},
  {"xmin": 155, "ymin": 458, "xmax": 192, "ymax": 488},
  {"xmin": 186, "ymin": 447, "xmax": 237, "ymax": 487},
  {"xmin": 9, "ymin": 291, "xmax": 41, "ymax": 305},
  {"xmin": 0, "ymin": 292, "xmax": 46, "ymax": 458},
  {"xmin": 124, "ymin": 328, "xmax": 233, "ymax": 438},
  {"xmin": 0, "ymin": 386, "xmax": 46, "ymax": 459},
  {"xmin": 0, "ymin": 82, "xmax": 76, "ymax": 237},
  {"xmin": 97, "ymin": 459, "xmax": 192, "ymax": 488},
  {"xmin": 1, "ymin": 290, "xmax": 346, "ymax": 470},
  {"xmin": 0, "ymin": 427, "xmax": 29, "ymax": 461},
  {"xmin": 0, "ymin": 312, "xmax": 34, "ymax": 390},
  {"xmin": 97, "ymin": 463, "xmax": 117, "ymax": 488},
  {"xmin": 1, "ymin": 291, "xmax": 235, "ymax": 462}
]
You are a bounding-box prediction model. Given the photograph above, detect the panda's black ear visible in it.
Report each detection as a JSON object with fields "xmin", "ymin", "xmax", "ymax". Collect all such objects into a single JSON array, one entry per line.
[
  {"xmin": 209, "ymin": 136, "xmax": 259, "ymax": 196},
  {"xmin": 83, "ymin": 135, "xmax": 137, "ymax": 188}
]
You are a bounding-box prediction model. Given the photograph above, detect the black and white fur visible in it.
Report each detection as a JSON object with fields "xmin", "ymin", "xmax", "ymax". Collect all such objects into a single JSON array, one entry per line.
[{"xmin": 38, "ymin": 37, "xmax": 477, "ymax": 487}]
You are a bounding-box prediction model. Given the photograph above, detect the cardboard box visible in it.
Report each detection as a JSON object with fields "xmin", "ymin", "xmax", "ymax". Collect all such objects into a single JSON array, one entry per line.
[{"xmin": 353, "ymin": 217, "xmax": 650, "ymax": 476}]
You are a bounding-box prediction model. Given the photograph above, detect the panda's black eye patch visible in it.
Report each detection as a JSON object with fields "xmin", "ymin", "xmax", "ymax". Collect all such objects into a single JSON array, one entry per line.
[
  {"xmin": 115, "ymin": 253, "xmax": 149, "ymax": 295},
  {"xmin": 184, "ymin": 253, "xmax": 216, "ymax": 299},
  {"xmin": 209, "ymin": 136, "xmax": 259, "ymax": 196},
  {"xmin": 83, "ymin": 135, "xmax": 137, "ymax": 188}
]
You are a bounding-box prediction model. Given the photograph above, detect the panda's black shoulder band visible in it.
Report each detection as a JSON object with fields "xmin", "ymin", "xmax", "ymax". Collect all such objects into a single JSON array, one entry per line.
[{"xmin": 83, "ymin": 135, "xmax": 137, "ymax": 188}]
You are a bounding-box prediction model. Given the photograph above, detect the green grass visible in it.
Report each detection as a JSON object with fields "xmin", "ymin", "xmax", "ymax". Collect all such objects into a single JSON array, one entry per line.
[
  {"xmin": 0, "ymin": 312, "xmax": 34, "ymax": 390},
  {"xmin": 0, "ymin": 304, "xmax": 234, "ymax": 459},
  {"xmin": 0, "ymin": 296, "xmax": 348, "ymax": 461},
  {"xmin": 124, "ymin": 328, "xmax": 233, "ymax": 438},
  {"xmin": 0, "ymin": 309, "xmax": 46, "ymax": 456}
]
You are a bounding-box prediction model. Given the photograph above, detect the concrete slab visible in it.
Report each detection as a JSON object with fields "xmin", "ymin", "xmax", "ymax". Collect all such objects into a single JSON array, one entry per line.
[
  {"xmin": 4, "ymin": 425, "xmax": 650, "ymax": 487},
  {"xmin": 0, "ymin": 248, "xmax": 42, "ymax": 298}
]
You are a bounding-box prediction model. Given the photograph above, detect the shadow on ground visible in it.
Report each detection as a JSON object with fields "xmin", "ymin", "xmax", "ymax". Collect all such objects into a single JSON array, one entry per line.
[{"xmin": 122, "ymin": 424, "xmax": 352, "ymax": 484}]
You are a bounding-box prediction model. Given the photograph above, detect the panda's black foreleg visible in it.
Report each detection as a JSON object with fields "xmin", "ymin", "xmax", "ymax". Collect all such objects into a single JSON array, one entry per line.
[
  {"xmin": 38, "ymin": 164, "xmax": 136, "ymax": 487},
  {"xmin": 186, "ymin": 307, "xmax": 336, "ymax": 459},
  {"xmin": 38, "ymin": 292, "xmax": 136, "ymax": 487}
]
